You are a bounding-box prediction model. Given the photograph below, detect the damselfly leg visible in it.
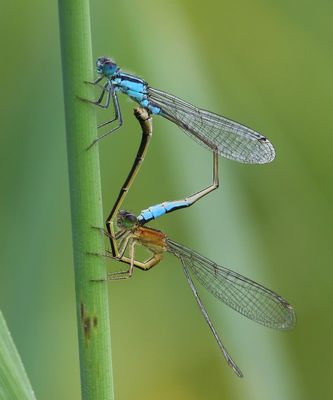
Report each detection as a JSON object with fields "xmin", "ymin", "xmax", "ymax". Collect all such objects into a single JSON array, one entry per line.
[
  {"xmin": 85, "ymin": 89, "xmax": 123, "ymax": 150},
  {"xmin": 101, "ymin": 229, "xmax": 164, "ymax": 280}
]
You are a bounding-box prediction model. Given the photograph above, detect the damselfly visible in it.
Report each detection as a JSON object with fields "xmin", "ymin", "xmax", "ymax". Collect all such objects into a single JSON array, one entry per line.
[
  {"xmin": 85, "ymin": 57, "xmax": 275, "ymax": 164},
  {"xmin": 106, "ymin": 209, "xmax": 295, "ymax": 377},
  {"xmin": 98, "ymin": 108, "xmax": 294, "ymax": 377}
]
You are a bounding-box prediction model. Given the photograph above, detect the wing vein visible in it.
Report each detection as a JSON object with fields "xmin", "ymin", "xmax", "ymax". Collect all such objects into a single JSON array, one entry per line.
[
  {"xmin": 148, "ymin": 87, "xmax": 275, "ymax": 164},
  {"xmin": 167, "ymin": 239, "xmax": 295, "ymax": 329}
]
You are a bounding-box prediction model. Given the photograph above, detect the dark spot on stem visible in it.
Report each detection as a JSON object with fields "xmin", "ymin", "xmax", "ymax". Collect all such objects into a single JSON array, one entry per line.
[
  {"xmin": 81, "ymin": 302, "xmax": 98, "ymax": 340},
  {"xmin": 80, "ymin": 302, "xmax": 85, "ymax": 321},
  {"xmin": 84, "ymin": 317, "xmax": 92, "ymax": 339}
]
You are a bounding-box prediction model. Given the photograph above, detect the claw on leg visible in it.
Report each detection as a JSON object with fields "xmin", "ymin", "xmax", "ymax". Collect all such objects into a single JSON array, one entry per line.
[
  {"xmin": 90, "ymin": 225, "xmax": 113, "ymax": 238},
  {"xmin": 86, "ymin": 250, "xmax": 111, "ymax": 259},
  {"xmin": 84, "ymin": 76, "xmax": 103, "ymax": 85},
  {"xmin": 91, "ymin": 226, "xmax": 105, "ymax": 232}
]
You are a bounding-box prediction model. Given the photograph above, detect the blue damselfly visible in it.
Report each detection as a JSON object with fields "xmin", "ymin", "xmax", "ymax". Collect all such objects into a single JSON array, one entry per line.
[{"xmin": 85, "ymin": 57, "xmax": 275, "ymax": 164}]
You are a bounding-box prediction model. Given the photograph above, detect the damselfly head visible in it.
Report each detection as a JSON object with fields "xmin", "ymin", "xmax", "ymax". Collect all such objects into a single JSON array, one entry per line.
[
  {"xmin": 117, "ymin": 210, "xmax": 138, "ymax": 229},
  {"xmin": 96, "ymin": 56, "xmax": 118, "ymax": 77}
]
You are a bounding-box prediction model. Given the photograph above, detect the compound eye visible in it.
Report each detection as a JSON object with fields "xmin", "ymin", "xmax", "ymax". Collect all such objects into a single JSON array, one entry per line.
[
  {"xmin": 126, "ymin": 214, "xmax": 137, "ymax": 224},
  {"xmin": 96, "ymin": 57, "xmax": 106, "ymax": 67}
]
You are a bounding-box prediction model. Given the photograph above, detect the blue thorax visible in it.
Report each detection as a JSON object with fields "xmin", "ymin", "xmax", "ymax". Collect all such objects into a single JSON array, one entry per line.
[{"xmin": 109, "ymin": 71, "xmax": 161, "ymax": 115}]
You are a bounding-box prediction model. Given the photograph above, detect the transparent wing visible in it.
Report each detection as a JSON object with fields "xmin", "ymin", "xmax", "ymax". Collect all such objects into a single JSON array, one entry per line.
[
  {"xmin": 182, "ymin": 260, "xmax": 244, "ymax": 377},
  {"xmin": 167, "ymin": 239, "xmax": 295, "ymax": 329},
  {"xmin": 148, "ymin": 87, "xmax": 275, "ymax": 164}
]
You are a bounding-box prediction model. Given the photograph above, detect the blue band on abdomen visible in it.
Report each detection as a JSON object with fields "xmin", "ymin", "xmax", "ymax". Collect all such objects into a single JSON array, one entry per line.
[{"xmin": 138, "ymin": 200, "xmax": 189, "ymax": 224}]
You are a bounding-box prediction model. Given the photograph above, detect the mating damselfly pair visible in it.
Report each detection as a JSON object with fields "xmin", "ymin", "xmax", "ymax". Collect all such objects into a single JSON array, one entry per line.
[{"xmin": 86, "ymin": 57, "xmax": 295, "ymax": 377}]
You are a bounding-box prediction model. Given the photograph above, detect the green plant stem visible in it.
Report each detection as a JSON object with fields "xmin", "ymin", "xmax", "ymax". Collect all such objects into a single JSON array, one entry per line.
[
  {"xmin": 58, "ymin": 1, "xmax": 114, "ymax": 399},
  {"xmin": 0, "ymin": 311, "xmax": 36, "ymax": 400}
]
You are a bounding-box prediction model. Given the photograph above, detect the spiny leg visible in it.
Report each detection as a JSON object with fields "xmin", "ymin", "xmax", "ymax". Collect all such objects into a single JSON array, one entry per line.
[
  {"xmin": 107, "ymin": 227, "xmax": 164, "ymax": 275},
  {"xmin": 88, "ymin": 227, "xmax": 130, "ymax": 261},
  {"xmin": 90, "ymin": 225, "xmax": 127, "ymax": 242},
  {"xmin": 80, "ymin": 81, "xmax": 110, "ymax": 109},
  {"xmin": 134, "ymin": 253, "xmax": 163, "ymax": 271},
  {"xmin": 87, "ymin": 91, "xmax": 123, "ymax": 150},
  {"xmin": 106, "ymin": 239, "xmax": 137, "ymax": 280},
  {"xmin": 110, "ymin": 251, "xmax": 163, "ymax": 272},
  {"xmin": 127, "ymin": 240, "xmax": 136, "ymax": 278},
  {"xmin": 91, "ymin": 236, "xmax": 135, "ymax": 282},
  {"xmin": 116, "ymin": 234, "xmax": 133, "ymax": 259},
  {"xmin": 84, "ymin": 76, "xmax": 104, "ymax": 85},
  {"xmin": 97, "ymin": 89, "xmax": 122, "ymax": 128},
  {"xmin": 97, "ymin": 88, "xmax": 121, "ymax": 128},
  {"xmin": 92, "ymin": 82, "xmax": 111, "ymax": 109}
]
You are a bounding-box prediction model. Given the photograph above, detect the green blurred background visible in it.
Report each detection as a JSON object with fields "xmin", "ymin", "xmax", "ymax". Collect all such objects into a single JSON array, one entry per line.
[{"xmin": 1, "ymin": 0, "xmax": 332, "ymax": 399}]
